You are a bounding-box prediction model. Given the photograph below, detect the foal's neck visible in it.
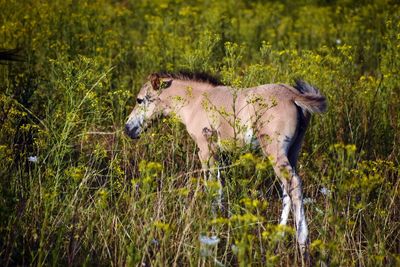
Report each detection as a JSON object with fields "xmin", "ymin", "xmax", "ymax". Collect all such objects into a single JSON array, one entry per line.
[{"xmin": 161, "ymin": 79, "xmax": 215, "ymax": 119}]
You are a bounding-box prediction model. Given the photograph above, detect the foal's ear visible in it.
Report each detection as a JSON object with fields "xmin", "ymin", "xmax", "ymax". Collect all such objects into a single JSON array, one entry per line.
[{"xmin": 149, "ymin": 73, "xmax": 161, "ymax": 90}]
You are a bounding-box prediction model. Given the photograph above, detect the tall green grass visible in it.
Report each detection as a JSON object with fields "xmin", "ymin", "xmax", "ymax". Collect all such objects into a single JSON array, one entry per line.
[{"xmin": 0, "ymin": 0, "xmax": 399, "ymax": 266}]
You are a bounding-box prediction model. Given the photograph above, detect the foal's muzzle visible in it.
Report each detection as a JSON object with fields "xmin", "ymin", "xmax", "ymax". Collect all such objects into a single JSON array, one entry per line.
[{"xmin": 125, "ymin": 124, "xmax": 141, "ymax": 139}]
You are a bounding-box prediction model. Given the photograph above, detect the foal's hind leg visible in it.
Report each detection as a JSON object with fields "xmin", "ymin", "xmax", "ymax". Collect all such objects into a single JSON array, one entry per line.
[
  {"xmin": 280, "ymin": 183, "xmax": 291, "ymax": 226},
  {"xmin": 290, "ymin": 173, "xmax": 308, "ymax": 255},
  {"xmin": 287, "ymin": 112, "xmax": 311, "ymax": 260},
  {"xmin": 259, "ymin": 135, "xmax": 309, "ymax": 258}
]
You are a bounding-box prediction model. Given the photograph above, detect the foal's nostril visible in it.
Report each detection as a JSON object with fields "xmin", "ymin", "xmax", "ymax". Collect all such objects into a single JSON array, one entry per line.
[
  {"xmin": 125, "ymin": 124, "xmax": 140, "ymax": 139},
  {"xmin": 124, "ymin": 124, "xmax": 130, "ymax": 135}
]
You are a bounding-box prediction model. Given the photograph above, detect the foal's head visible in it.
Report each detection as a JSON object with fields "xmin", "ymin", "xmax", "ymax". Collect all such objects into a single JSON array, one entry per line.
[{"xmin": 125, "ymin": 73, "xmax": 172, "ymax": 139}]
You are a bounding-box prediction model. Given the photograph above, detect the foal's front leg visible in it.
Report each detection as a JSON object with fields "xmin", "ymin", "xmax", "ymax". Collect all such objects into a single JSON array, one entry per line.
[{"xmin": 198, "ymin": 146, "xmax": 223, "ymax": 212}]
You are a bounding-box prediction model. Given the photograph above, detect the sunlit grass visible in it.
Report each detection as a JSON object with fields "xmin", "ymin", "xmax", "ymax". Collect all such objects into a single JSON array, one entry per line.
[{"xmin": 0, "ymin": 0, "xmax": 399, "ymax": 266}]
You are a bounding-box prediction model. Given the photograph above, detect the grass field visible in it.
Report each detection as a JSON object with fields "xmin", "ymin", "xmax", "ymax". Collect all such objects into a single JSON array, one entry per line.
[{"xmin": 0, "ymin": 0, "xmax": 399, "ymax": 266}]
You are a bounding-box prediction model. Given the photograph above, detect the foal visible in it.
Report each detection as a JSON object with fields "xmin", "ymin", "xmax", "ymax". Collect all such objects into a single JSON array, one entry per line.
[{"xmin": 125, "ymin": 72, "xmax": 327, "ymax": 259}]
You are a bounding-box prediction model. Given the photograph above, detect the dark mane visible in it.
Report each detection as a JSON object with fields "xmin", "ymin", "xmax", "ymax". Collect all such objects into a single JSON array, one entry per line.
[{"xmin": 153, "ymin": 71, "xmax": 224, "ymax": 86}]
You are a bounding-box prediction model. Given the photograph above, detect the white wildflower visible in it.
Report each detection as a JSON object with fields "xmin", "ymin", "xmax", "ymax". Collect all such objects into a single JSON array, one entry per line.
[
  {"xmin": 320, "ymin": 187, "xmax": 331, "ymax": 196},
  {"xmin": 315, "ymin": 207, "xmax": 324, "ymax": 215},
  {"xmin": 199, "ymin": 235, "xmax": 220, "ymax": 246},
  {"xmin": 303, "ymin": 197, "xmax": 315, "ymax": 205},
  {"xmin": 28, "ymin": 156, "xmax": 38, "ymax": 163},
  {"xmin": 231, "ymin": 244, "xmax": 238, "ymax": 254}
]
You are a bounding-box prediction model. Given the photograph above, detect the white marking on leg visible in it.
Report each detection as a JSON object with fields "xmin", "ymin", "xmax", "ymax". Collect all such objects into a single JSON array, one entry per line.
[
  {"xmin": 216, "ymin": 166, "xmax": 223, "ymax": 208},
  {"xmin": 205, "ymin": 163, "xmax": 223, "ymax": 213},
  {"xmin": 279, "ymin": 187, "xmax": 291, "ymax": 225},
  {"xmin": 291, "ymin": 174, "xmax": 308, "ymax": 253},
  {"xmin": 296, "ymin": 199, "xmax": 308, "ymax": 248}
]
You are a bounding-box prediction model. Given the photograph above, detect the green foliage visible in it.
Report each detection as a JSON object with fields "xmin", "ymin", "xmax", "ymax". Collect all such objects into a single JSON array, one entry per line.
[{"xmin": 0, "ymin": 0, "xmax": 399, "ymax": 266}]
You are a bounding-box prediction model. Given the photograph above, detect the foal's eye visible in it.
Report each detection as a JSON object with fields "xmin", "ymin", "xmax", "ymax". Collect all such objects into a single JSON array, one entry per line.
[{"xmin": 136, "ymin": 98, "xmax": 144, "ymax": 104}]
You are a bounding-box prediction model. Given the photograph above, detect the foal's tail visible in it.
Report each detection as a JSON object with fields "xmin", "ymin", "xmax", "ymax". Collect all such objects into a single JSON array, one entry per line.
[{"xmin": 292, "ymin": 80, "xmax": 327, "ymax": 113}]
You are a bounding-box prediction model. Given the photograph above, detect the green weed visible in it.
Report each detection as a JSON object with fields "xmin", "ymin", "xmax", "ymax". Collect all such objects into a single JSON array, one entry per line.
[{"xmin": 0, "ymin": 0, "xmax": 399, "ymax": 266}]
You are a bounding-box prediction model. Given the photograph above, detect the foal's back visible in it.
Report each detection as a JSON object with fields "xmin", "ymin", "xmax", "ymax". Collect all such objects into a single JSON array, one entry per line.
[{"xmin": 198, "ymin": 84, "xmax": 302, "ymax": 145}]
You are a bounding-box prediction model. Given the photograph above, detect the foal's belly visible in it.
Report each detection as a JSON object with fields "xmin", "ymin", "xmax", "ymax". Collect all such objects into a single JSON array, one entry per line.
[{"xmin": 216, "ymin": 127, "xmax": 260, "ymax": 151}]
